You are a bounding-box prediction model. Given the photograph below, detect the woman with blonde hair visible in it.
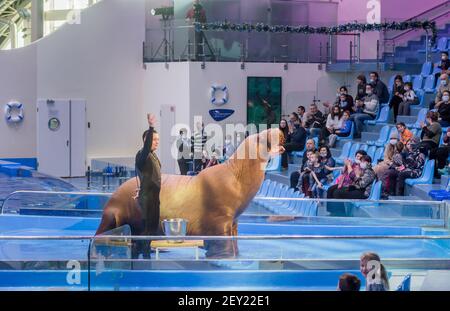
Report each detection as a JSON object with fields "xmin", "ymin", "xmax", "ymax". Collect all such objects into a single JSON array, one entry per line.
[{"xmin": 360, "ymin": 252, "xmax": 390, "ymax": 291}]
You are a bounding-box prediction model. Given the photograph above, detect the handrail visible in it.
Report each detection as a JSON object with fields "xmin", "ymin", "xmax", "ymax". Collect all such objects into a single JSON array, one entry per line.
[
  {"xmin": 403, "ymin": 1, "xmax": 450, "ymax": 23},
  {"xmin": 2, "ymin": 235, "xmax": 447, "ymax": 241}
]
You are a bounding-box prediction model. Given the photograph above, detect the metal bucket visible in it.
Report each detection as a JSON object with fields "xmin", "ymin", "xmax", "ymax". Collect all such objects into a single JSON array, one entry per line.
[{"xmin": 161, "ymin": 218, "xmax": 188, "ymax": 243}]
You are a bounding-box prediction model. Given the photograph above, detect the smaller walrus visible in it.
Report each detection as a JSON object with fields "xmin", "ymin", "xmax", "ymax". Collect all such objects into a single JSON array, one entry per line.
[{"xmin": 96, "ymin": 128, "xmax": 285, "ymax": 258}]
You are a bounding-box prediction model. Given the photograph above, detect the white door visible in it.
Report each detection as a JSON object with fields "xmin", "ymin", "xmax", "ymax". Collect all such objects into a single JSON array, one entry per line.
[
  {"xmin": 70, "ymin": 99, "xmax": 87, "ymax": 177},
  {"xmin": 37, "ymin": 99, "xmax": 71, "ymax": 177},
  {"xmin": 160, "ymin": 105, "xmax": 176, "ymax": 174}
]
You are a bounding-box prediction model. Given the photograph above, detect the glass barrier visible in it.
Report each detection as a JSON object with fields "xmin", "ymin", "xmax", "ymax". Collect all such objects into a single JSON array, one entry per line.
[
  {"xmin": 0, "ymin": 236, "xmax": 91, "ymax": 290},
  {"xmin": 246, "ymin": 197, "xmax": 448, "ymax": 228},
  {"xmin": 1, "ymin": 191, "xmax": 112, "ymax": 217},
  {"xmin": 88, "ymin": 235, "xmax": 450, "ymax": 291}
]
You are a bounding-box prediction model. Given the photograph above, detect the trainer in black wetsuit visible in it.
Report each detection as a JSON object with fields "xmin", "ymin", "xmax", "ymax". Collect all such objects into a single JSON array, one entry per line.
[{"xmin": 134, "ymin": 114, "xmax": 161, "ymax": 257}]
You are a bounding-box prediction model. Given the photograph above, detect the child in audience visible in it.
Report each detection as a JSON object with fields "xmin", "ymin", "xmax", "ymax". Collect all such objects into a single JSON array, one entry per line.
[
  {"xmin": 396, "ymin": 122, "xmax": 414, "ymax": 145},
  {"xmin": 397, "ymin": 82, "xmax": 417, "ymax": 117},
  {"xmin": 328, "ymin": 111, "xmax": 353, "ymax": 147},
  {"xmin": 337, "ymin": 273, "xmax": 361, "ymax": 291},
  {"xmin": 308, "ymin": 153, "xmax": 329, "ymax": 198},
  {"xmin": 360, "ymin": 252, "xmax": 390, "ymax": 291}
]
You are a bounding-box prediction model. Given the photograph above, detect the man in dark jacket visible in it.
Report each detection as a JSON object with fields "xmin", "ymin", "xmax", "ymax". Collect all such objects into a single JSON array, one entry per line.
[
  {"xmin": 282, "ymin": 113, "xmax": 307, "ymax": 169},
  {"xmin": 369, "ymin": 72, "xmax": 390, "ymax": 104},
  {"xmin": 135, "ymin": 113, "xmax": 161, "ymax": 258}
]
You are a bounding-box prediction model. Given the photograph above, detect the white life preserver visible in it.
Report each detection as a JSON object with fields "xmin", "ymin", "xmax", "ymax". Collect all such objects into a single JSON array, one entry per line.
[
  {"xmin": 5, "ymin": 102, "xmax": 24, "ymax": 123},
  {"xmin": 210, "ymin": 84, "xmax": 229, "ymax": 106}
]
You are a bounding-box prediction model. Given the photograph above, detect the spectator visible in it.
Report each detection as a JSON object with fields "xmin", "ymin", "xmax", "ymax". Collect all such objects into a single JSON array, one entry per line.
[
  {"xmin": 373, "ymin": 132, "xmax": 399, "ymax": 179},
  {"xmin": 350, "ymin": 84, "xmax": 380, "ymax": 138},
  {"xmin": 436, "ymin": 128, "xmax": 450, "ymax": 176},
  {"xmin": 320, "ymin": 105, "xmax": 343, "ymax": 144},
  {"xmin": 435, "ymin": 51, "xmax": 450, "ymax": 80},
  {"xmin": 206, "ymin": 150, "xmax": 219, "ymax": 168},
  {"xmin": 223, "ymin": 135, "xmax": 236, "ymax": 160},
  {"xmin": 369, "ymin": 71, "xmax": 390, "ymax": 104},
  {"xmin": 315, "ymin": 146, "xmax": 336, "ymax": 198},
  {"xmin": 299, "ymin": 152, "xmax": 327, "ymax": 198},
  {"xmin": 386, "ymin": 137, "xmax": 426, "ymax": 196},
  {"xmin": 289, "ymin": 140, "xmax": 317, "ymax": 190},
  {"xmin": 431, "ymin": 73, "xmax": 450, "ymax": 110},
  {"xmin": 192, "ymin": 122, "xmax": 207, "ymax": 173},
  {"xmin": 398, "ymin": 82, "xmax": 417, "ymax": 117},
  {"xmin": 330, "ymin": 155, "xmax": 376, "ymax": 200},
  {"xmin": 304, "ymin": 103, "xmax": 325, "ymax": 137},
  {"xmin": 337, "ymin": 274, "xmax": 361, "ymax": 291},
  {"xmin": 328, "ymin": 111, "xmax": 353, "ymax": 148},
  {"xmin": 279, "ymin": 119, "xmax": 289, "ymax": 141},
  {"xmin": 380, "ymin": 141, "xmax": 404, "ymax": 199},
  {"xmin": 396, "ymin": 122, "xmax": 414, "ymax": 145},
  {"xmin": 420, "ymin": 111, "xmax": 442, "ymax": 157},
  {"xmin": 176, "ymin": 128, "xmax": 191, "ymax": 175},
  {"xmin": 335, "ymin": 87, "xmax": 354, "ymax": 111},
  {"xmin": 282, "ymin": 113, "xmax": 307, "ymax": 169},
  {"xmin": 200, "ymin": 150, "xmax": 209, "ymax": 170},
  {"xmin": 389, "ymin": 75, "xmax": 405, "ymax": 123},
  {"xmin": 355, "ymin": 74, "xmax": 367, "ymax": 101},
  {"xmin": 297, "ymin": 106, "xmax": 306, "ymax": 123},
  {"xmin": 360, "ymin": 252, "xmax": 390, "ymax": 291},
  {"xmin": 436, "ymin": 90, "xmax": 450, "ymax": 127}
]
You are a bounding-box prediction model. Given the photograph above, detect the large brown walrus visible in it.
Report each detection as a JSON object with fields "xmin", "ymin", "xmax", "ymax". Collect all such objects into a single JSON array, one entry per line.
[{"xmin": 95, "ymin": 128, "xmax": 285, "ymax": 258}]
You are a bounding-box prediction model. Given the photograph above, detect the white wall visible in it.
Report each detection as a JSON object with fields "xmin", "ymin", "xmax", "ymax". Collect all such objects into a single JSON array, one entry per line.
[
  {"xmin": 0, "ymin": 0, "xmax": 147, "ymax": 163},
  {"xmin": 0, "ymin": 45, "xmax": 37, "ymax": 158}
]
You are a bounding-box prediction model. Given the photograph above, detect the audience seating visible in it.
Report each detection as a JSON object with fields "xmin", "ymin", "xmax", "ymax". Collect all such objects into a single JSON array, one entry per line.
[
  {"xmin": 406, "ymin": 108, "xmax": 427, "ymax": 129},
  {"xmin": 367, "ymin": 145, "xmax": 378, "ymax": 161},
  {"xmin": 403, "ymin": 75, "xmax": 412, "ymax": 83},
  {"xmin": 423, "ymin": 75, "xmax": 437, "ymax": 93},
  {"xmin": 405, "ymin": 160, "xmax": 435, "ymax": 187},
  {"xmin": 367, "ymin": 125, "xmax": 391, "ymax": 146},
  {"xmin": 335, "ymin": 141, "xmax": 353, "ymax": 165},
  {"xmin": 336, "ymin": 122, "xmax": 355, "ymax": 142},
  {"xmin": 396, "ymin": 274, "xmax": 412, "ymax": 292},
  {"xmin": 373, "ymin": 147, "xmax": 385, "ymax": 163},
  {"xmin": 420, "ymin": 62, "xmax": 433, "ymax": 77},
  {"xmin": 292, "ymin": 137, "xmax": 319, "ymax": 158},
  {"xmin": 432, "ymin": 37, "xmax": 448, "ymax": 53},
  {"xmin": 412, "ymin": 75, "xmax": 424, "ymax": 90},
  {"xmin": 366, "ymin": 106, "xmax": 390, "ymax": 125},
  {"xmin": 265, "ymin": 155, "xmax": 282, "ymax": 172}
]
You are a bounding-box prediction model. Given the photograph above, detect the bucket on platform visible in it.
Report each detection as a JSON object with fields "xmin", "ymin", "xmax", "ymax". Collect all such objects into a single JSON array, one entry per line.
[{"xmin": 161, "ymin": 219, "xmax": 188, "ymax": 243}]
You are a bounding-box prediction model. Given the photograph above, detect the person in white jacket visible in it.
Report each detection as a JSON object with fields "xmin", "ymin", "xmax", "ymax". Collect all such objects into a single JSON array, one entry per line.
[
  {"xmin": 398, "ymin": 82, "xmax": 417, "ymax": 117},
  {"xmin": 320, "ymin": 105, "xmax": 343, "ymax": 144}
]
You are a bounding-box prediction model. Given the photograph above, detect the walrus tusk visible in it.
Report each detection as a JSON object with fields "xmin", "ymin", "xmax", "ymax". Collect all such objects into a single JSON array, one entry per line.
[{"xmin": 96, "ymin": 129, "xmax": 285, "ymax": 258}]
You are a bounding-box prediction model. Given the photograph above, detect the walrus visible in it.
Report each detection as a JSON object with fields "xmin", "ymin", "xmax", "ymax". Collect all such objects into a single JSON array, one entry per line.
[{"xmin": 95, "ymin": 128, "xmax": 285, "ymax": 258}]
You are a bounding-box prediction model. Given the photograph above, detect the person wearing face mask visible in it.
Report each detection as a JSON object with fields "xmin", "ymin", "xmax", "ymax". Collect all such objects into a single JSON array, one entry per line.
[
  {"xmin": 350, "ymin": 84, "xmax": 379, "ymax": 138},
  {"xmin": 436, "ymin": 128, "xmax": 450, "ymax": 176},
  {"xmin": 328, "ymin": 111, "xmax": 353, "ymax": 148},
  {"xmin": 435, "ymin": 52, "xmax": 450, "ymax": 81},
  {"xmin": 380, "ymin": 141, "xmax": 405, "ymax": 199},
  {"xmin": 289, "ymin": 141, "xmax": 317, "ymax": 190},
  {"xmin": 389, "ymin": 137, "xmax": 426, "ymax": 196},
  {"xmin": 431, "ymin": 73, "xmax": 450, "ymax": 110},
  {"xmin": 314, "ymin": 146, "xmax": 336, "ymax": 198},
  {"xmin": 374, "ymin": 132, "xmax": 400, "ymax": 179},
  {"xmin": 324, "ymin": 86, "xmax": 354, "ymax": 114},
  {"xmin": 369, "ymin": 72, "xmax": 390, "ymax": 104},
  {"xmin": 331, "ymin": 155, "xmax": 376, "ymax": 200},
  {"xmin": 389, "ymin": 75, "xmax": 405, "ymax": 123},
  {"xmin": 419, "ymin": 111, "xmax": 442, "ymax": 157},
  {"xmin": 436, "ymin": 90, "xmax": 450, "ymax": 128},
  {"xmin": 320, "ymin": 105, "xmax": 343, "ymax": 144},
  {"xmin": 398, "ymin": 82, "xmax": 417, "ymax": 117},
  {"xmin": 176, "ymin": 128, "xmax": 191, "ymax": 175}
]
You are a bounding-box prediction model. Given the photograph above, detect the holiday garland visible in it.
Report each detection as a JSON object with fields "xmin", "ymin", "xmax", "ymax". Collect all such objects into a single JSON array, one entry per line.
[{"xmin": 195, "ymin": 20, "xmax": 437, "ymax": 44}]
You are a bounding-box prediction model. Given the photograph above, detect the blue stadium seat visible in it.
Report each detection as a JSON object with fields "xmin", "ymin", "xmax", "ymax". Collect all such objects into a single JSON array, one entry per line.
[
  {"xmin": 432, "ymin": 67, "xmax": 442, "ymax": 77},
  {"xmin": 432, "ymin": 37, "xmax": 448, "ymax": 53},
  {"xmin": 336, "ymin": 122, "xmax": 354, "ymax": 142},
  {"xmin": 367, "ymin": 146, "xmax": 377, "ymax": 160},
  {"xmin": 346, "ymin": 143, "xmax": 361, "ymax": 162},
  {"xmin": 396, "ymin": 274, "xmax": 411, "ymax": 291},
  {"xmin": 366, "ymin": 106, "xmax": 390, "ymax": 125},
  {"xmin": 367, "ymin": 125, "xmax": 391, "ymax": 146},
  {"xmin": 411, "ymin": 128, "xmax": 419, "ymax": 137},
  {"xmin": 335, "ymin": 141, "xmax": 353, "ymax": 165},
  {"xmin": 368, "ymin": 181, "xmax": 382, "ymax": 200},
  {"xmin": 420, "ymin": 62, "xmax": 433, "ymax": 77},
  {"xmin": 265, "ymin": 155, "xmax": 282, "ymax": 172},
  {"xmin": 403, "ymin": 75, "xmax": 412, "ymax": 83},
  {"xmin": 423, "ymin": 75, "xmax": 437, "ymax": 93},
  {"xmin": 415, "ymin": 89, "xmax": 425, "ymax": 107},
  {"xmin": 412, "ymin": 75, "xmax": 424, "ymax": 90},
  {"xmin": 407, "ymin": 108, "xmax": 427, "ymax": 129},
  {"xmin": 291, "ymin": 137, "xmax": 318, "ymax": 158},
  {"xmin": 405, "ymin": 160, "xmax": 435, "ymax": 187},
  {"xmin": 256, "ymin": 179, "xmax": 271, "ymax": 196},
  {"xmin": 359, "ymin": 144, "xmax": 368, "ymax": 152},
  {"xmin": 388, "ymin": 75, "xmax": 396, "ymax": 93},
  {"xmin": 373, "ymin": 147, "xmax": 385, "ymax": 163}
]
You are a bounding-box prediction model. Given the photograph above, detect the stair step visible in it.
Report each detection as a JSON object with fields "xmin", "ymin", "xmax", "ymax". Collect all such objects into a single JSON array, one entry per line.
[
  {"xmin": 397, "ymin": 115, "xmax": 418, "ymax": 124},
  {"xmin": 361, "ymin": 132, "xmax": 380, "ymax": 142},
  {"xmin": 410, "ymin": 106, "xmax": 424, "ymax": 117}
]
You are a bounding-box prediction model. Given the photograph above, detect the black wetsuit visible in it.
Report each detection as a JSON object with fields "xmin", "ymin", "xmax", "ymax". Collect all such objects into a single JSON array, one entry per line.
[{"xmin": 135, "ymin": 127, "xmax": 161, "ymax": 236}]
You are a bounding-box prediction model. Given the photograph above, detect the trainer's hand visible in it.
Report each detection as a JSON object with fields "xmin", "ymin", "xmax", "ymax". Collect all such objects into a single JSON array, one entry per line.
[{"xmin": 147, "ymin": 114, "xmax": 156, "ymax": 127}]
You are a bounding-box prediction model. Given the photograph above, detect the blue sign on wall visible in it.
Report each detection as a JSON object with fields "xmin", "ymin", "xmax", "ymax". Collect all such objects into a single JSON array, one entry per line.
[{"xmin": 209, "ymin": 109, "xmax": 235, "ymax": 122}]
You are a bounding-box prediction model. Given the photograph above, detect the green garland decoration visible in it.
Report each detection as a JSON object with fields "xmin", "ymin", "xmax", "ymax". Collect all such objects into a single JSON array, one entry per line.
[{"xmin": 194, "ymin": 20, "xmax": 437, "ymax": 44}]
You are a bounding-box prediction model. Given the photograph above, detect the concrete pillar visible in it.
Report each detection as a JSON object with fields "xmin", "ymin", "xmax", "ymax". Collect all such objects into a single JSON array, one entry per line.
[{"xmin": 31, "ymin": 0, "xmax": 44, "ymax": 41}]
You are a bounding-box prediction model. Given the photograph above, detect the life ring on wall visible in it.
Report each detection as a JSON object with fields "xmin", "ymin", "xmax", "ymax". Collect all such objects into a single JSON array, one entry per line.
[
  {"xmin": 210, "ymin": 85, "xmax": 229, "ymax": 106},
  {"xmin": 4, "ymin": 102, "xmax": 24, "ymax": 123}
]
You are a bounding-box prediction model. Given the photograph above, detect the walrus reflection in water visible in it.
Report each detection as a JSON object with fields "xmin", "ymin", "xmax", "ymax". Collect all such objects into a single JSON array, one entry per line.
[{"xmin": 95, "ymin": 128, "xmax": 285, "ymax": 258}]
